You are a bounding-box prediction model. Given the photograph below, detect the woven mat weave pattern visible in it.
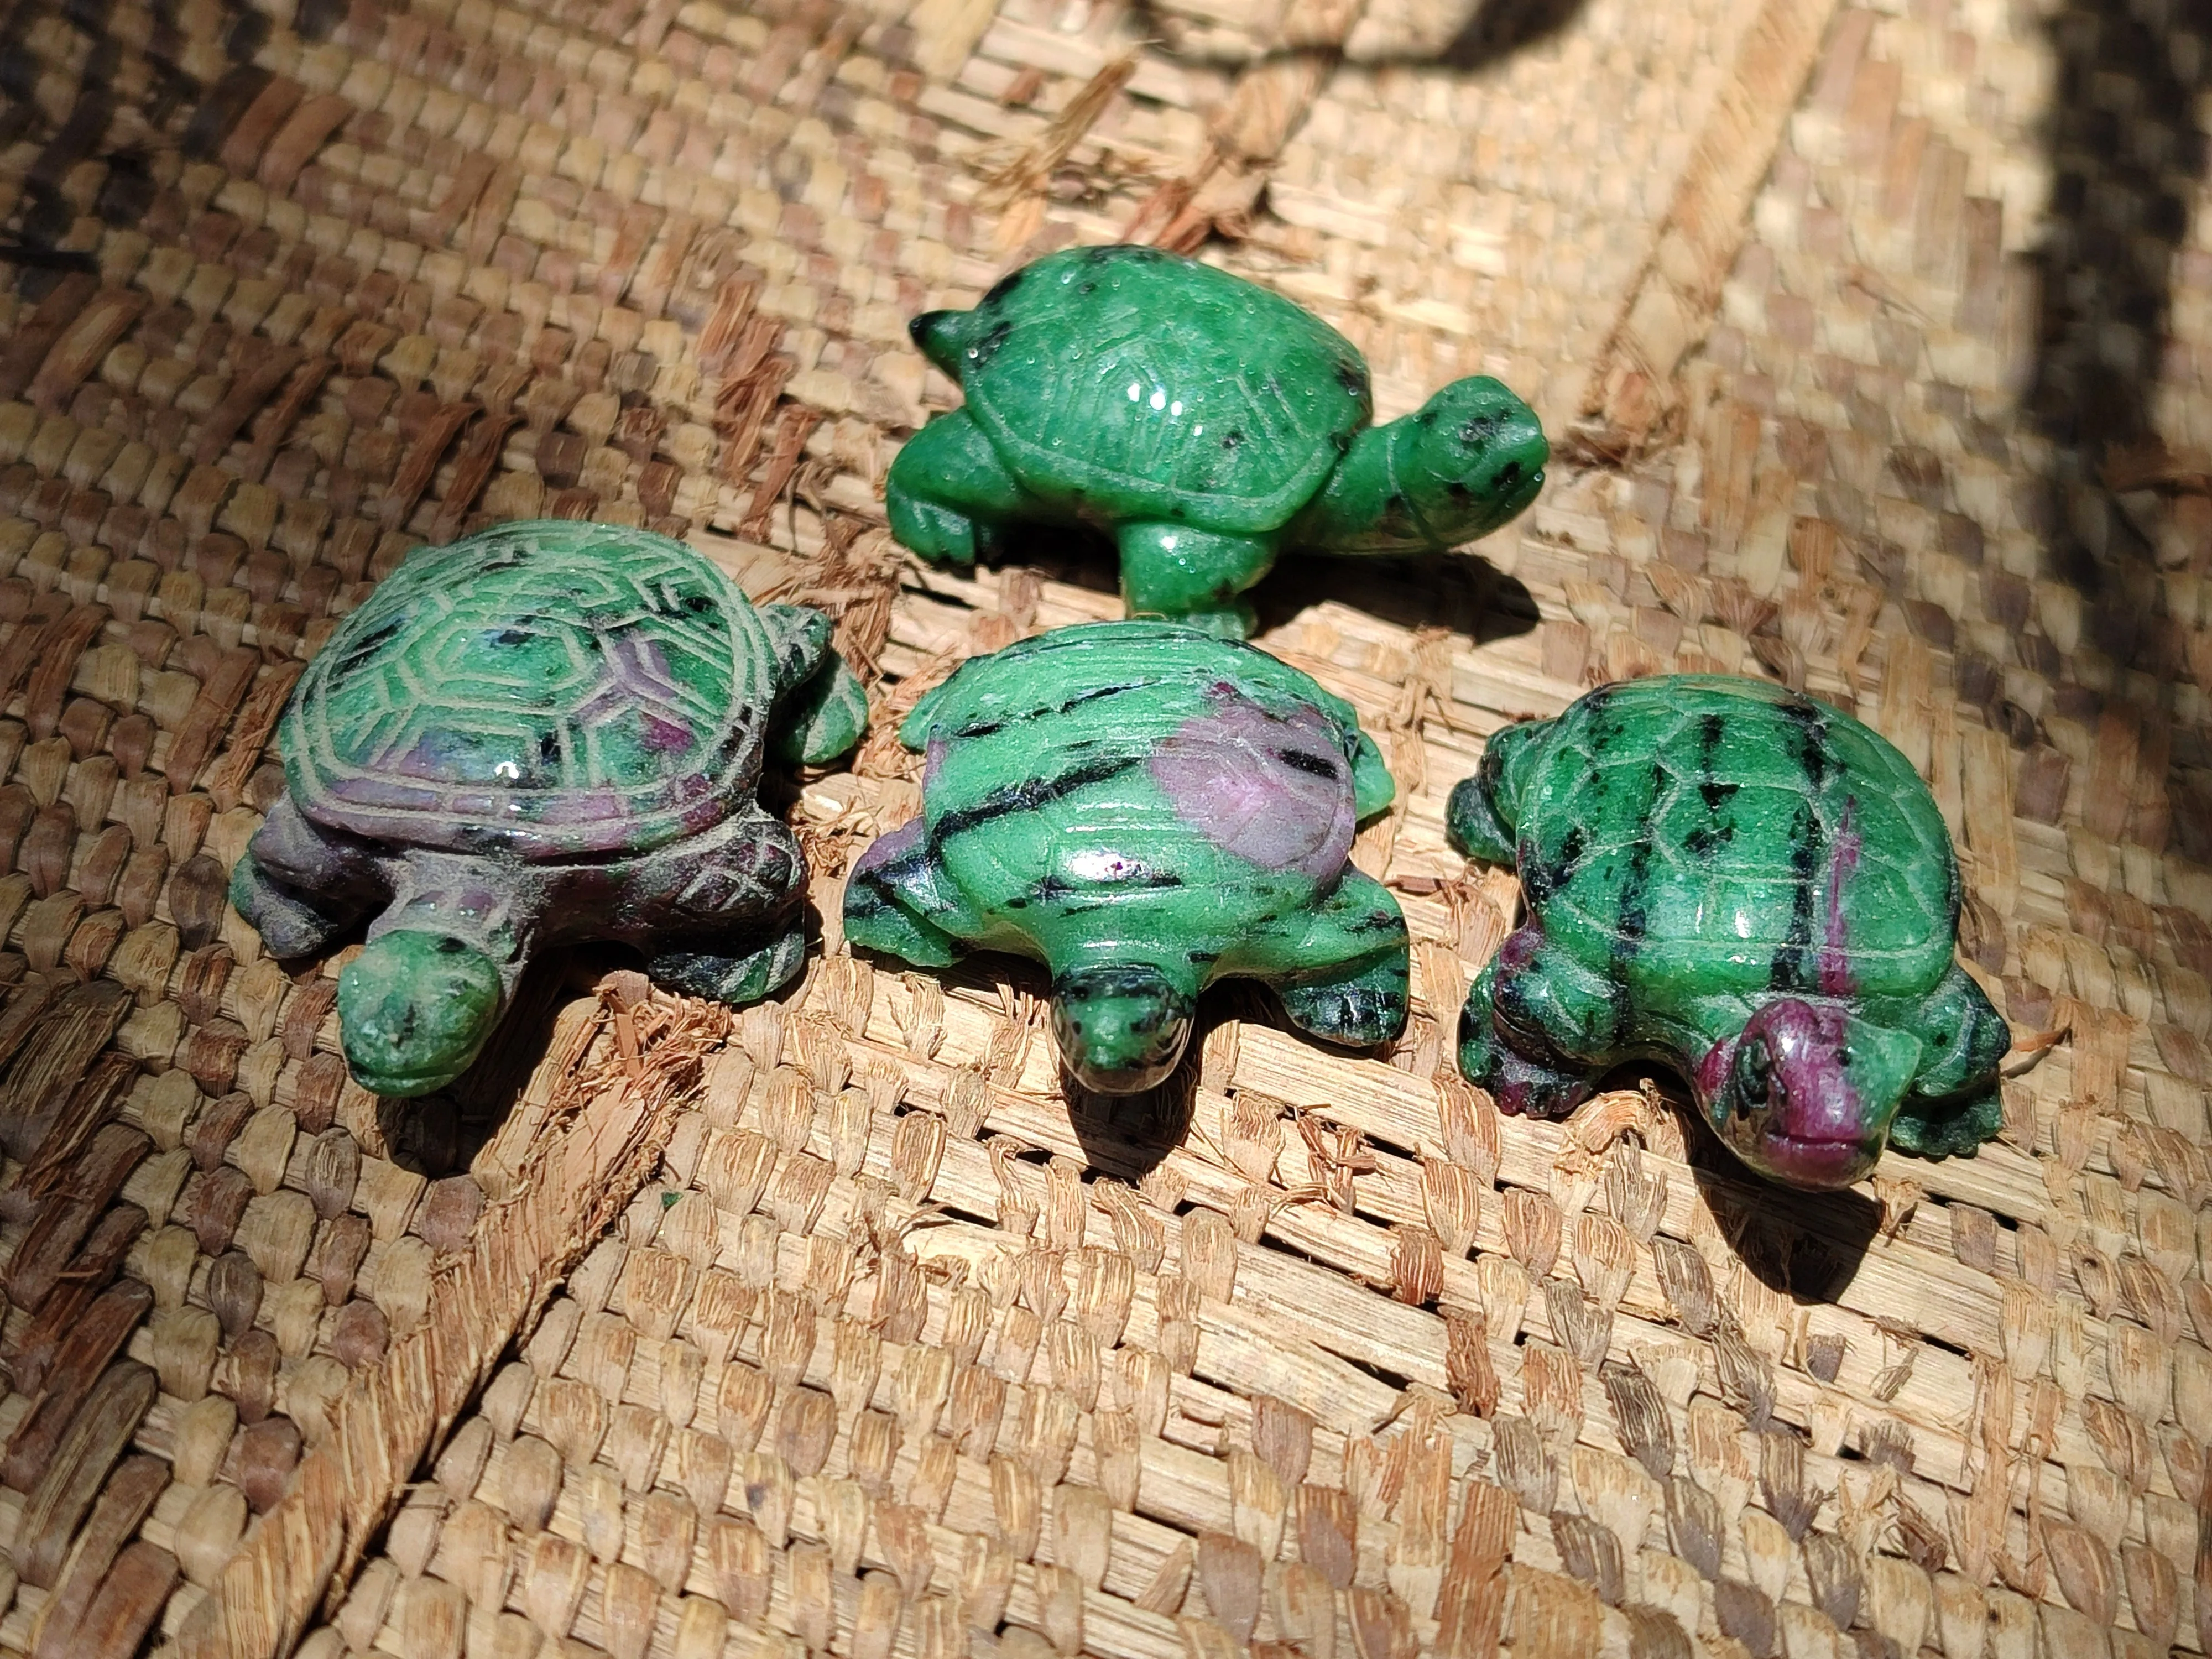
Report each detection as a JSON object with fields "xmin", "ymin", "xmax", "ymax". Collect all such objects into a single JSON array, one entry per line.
[{"xmin": 0, "ymin": 0, "xmax": 2208, "ymax": 1655}]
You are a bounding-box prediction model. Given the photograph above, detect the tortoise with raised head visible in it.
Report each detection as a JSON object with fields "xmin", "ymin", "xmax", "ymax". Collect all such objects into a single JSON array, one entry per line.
[
  {"xmin": 1448, "ymin": 674, "xmax": 2010, "ymax": 1189},
  {"xmin": 844, "ymin": 620, "xmax": 1410, "ymax": 1092},
  {"xmin": 888, "ymin": 244, "xmax": 1549, "ymax": 637},
  {"xmin": 231, "ymin": 520, "xmax": 869, "ymax": 1098}
]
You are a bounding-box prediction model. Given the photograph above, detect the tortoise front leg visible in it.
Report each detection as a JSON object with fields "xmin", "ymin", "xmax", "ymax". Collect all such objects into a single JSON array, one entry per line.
[
  {"xmin": 773, "ymin": 651, "xmax": 869, "ymax": 764},
  {"xmin": 1260, "ymin": 868, "xmax": 1410, "ymax": 1048},
  {"xmin": 1457, "ymin": 926, "xmax": 1627, "ymax": 1118},
  {"xmin": 1115, "ymin": 523, "xmax": 1275, "ymax": 638},
  {"xmin": 1887, "ymin": 962, "xmax": 2010, "ymax": 1159},
  {"xmin": 229, "ymin": 795, "xmax": 380, "ymax": 959},
  {"xmin": 755, "ymin": 604, "xmax": 869, "ymax": 764},
  {"xmin": 886, "ymin": 409, "xmax": 1039, "ymax": 567},
  {"xmin": 841, "ymin": 819, "xmax": 977, "ymax": 969},
  {"xmin": 651, "ymin": 928, "xmax": 809, "ymax": 1006}
]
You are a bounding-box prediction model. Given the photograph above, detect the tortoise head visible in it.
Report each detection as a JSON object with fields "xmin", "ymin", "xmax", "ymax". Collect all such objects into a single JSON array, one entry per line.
[
  {"xmin": 1052, "ymin": 963, "xmax": 1195, "ymax": 1094},
  {"xmin": 1697, "ymin": 999, "xmax": 1924, "ymax": 1188},
  {"xmin": 338, "ymin": 930, "xmax": 507, "ymax": 1098},
  {"xmin": 1394, "ymin": 377, "xmax": 1548, "ymax": 545}
]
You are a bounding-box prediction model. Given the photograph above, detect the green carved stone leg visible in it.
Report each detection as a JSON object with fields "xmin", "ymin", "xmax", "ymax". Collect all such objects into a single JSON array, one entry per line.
[
  {"xmin": 1444, "ymin": 773, "xmax": 1515, "ymax": 864},
  {"xmin": 886, "ymin": 410, "xmax": 1037, "ymax": 567},
  {"xmin": 1907, "ymin": 962, "xmax": 2012, "ymax": 1098},
  {"xmin": 651, "ymin": 924, "xmax": 809, "ymax": 1006},
  {"xmin": 773, "ymin": 654, "xmax": 870, "ymax": 765},
  {"xmin": 1269, "ymin": 869, "xmax": 1410, "ymax": 1046},
  {"xmin": 1888, "ymin": 1086, "xmax": 2004, "ymax": 1159},
  {"xmin": 1458, "ymin": 931, "xmax": 1625, "ymax": 1118},
  {"xmin": 840, "ymin": 821, "xmax": 978, "ymax": 969},
  {"xmin": 1115, "ymin": 523, "xmax": 1276, "ymax": 637},
  {"xmin": 1446, "ymin": 720, "xmax": 1547, "ymax": 864},
  {"xmin": 229, "ymin": 852, "xmax": 364, "ymax": 960}
]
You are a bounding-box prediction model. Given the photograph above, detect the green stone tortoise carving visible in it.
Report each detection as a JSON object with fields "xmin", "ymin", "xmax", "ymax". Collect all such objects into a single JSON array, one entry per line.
[
  {"xmin": 1448, "ymin": 674, "xmax": 2010, "ymax": 1189},
  {"xmin": 844, "ymin": 621, "xmax": 1410, "ymax": 1092},
  {"xmin": 231, "ymin": 521, "xmax": 869, "ymax": 1098},
  {"xmin": 888, "ymin": 245, "xmax": 1549, "ymax": 637}
]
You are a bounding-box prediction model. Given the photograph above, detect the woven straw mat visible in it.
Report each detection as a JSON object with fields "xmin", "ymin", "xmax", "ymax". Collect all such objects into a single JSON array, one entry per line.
[{"xmin": 0, "ymin": 0, "xmax": 2209, "ymax": 1655}]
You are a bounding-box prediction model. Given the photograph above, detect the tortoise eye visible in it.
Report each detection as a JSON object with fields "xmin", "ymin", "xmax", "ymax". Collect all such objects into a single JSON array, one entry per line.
[{"xmin": 1733, "ymin": 1037, "xmax": 1772, "ymax": 1110}]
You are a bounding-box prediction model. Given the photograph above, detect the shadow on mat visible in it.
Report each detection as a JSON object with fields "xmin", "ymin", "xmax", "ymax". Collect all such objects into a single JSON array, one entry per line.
[
  {"xmin": 1681, "ymin": 1143, "xmax": 1884, "ymax": 1308},
  {"xmin": 371, "ymin": 952, "xmax": 589, "ymax": 1178},
  {"xmin": 1126, "ymin": 0, "xmax": 1588, "ymax": 74},
  {"xmin": 970, "ymin": 520, "xmax": 1543, "ymax": 649},
  {"xmin": 2025, "ymin": 0, "xmax": 2212, "ymax": 853}
]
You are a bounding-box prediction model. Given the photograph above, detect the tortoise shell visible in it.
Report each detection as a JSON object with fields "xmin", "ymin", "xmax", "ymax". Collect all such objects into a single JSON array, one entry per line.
[
  {"xmin": 283, "ymin": 521, "xmax": 781, "ymax": 860},
  {"xmin": 1509, "ymin": 675, "xmax": 1960, "ymax": 1006},
  {"xmin": 953, "ymin": 246, "xmax": 1373, "ymax": 535},
  {"xmin": 900, "ymin": 622, "xmax": 1382, "ymax": 912}
]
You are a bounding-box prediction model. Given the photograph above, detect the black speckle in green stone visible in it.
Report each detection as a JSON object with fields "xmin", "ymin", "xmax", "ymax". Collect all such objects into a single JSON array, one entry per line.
[
  {"xmin": 335, "ymin": 618, "xmax": 405, "ymax": 675},
  {"xmin": 1222, "ymin": 430, "xmax": 1245, "ymax": 450},
  {"xmin": 1769, "ymin": 799, "xmax": 1822, "ymax": 990},
  {"xmin": 983, "ymin": 268, "xmax": 1024, "ymax": 307},
  {"xmin": 1780, "ymin": 693, "xmax": 1829, "ymax": 790},
  {"xmin": 970, "ymin": 319, "xmax": 1014, "ymax": 367},
  {"xmin": 1335, "ymin": 359, "xmax": 1368, "ymax": 397}
]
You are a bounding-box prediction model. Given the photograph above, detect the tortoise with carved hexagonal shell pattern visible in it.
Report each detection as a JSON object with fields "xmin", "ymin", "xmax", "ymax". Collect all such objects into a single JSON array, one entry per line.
[
  {"xmin": 230, "ymin": 520, "xmax": 868, "ymax": 1098},
  {"xmin": 889, "ymin": 244, "xmax": 1551, "ymax": 637}
]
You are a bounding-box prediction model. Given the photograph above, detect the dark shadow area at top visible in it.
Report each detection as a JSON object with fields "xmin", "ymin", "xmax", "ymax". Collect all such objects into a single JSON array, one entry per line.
[
  {"xmin": 2024, "ymin": 0, "xmax": 2212, "ymax": 855},
  {"xmin": 1126, "ymin": 0, "xmax": 1588, "ymax": 74}
]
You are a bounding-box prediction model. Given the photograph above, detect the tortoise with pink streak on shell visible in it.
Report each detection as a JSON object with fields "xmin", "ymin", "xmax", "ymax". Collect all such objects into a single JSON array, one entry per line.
[{"xmin": 842, "ymin": 620, "xmax": 1410, "ymax": 1092}]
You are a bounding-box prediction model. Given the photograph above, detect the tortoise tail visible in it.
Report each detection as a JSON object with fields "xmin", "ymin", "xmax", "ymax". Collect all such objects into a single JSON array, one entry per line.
[{"xmin": 910, "ymin": 309, "xmax": 972, "ymax": 378}]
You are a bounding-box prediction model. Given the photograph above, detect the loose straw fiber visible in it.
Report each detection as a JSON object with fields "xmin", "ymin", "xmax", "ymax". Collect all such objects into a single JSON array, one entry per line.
[{"xmin": 0, "ymin": 0, "xmax": 2209, "ymax": 1655}]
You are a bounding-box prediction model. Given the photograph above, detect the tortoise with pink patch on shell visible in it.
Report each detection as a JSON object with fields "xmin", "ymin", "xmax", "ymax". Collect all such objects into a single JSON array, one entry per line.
[
  {"xmin": 231, "ymin": 521, "xmax": 868, "ymax": 1099},
  {"xmin": 843, "ymin": 621, "xmax": 1408, "ymax": 1092},
  {"xmin": 1448, "ymin": 673, "xmax": 2010, "ymax": 1189}
]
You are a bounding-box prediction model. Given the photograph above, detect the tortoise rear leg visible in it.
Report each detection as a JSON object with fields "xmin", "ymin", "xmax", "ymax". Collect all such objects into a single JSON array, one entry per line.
[
  {"xmin": 756, "ymin": 604, "xmax": 869, "ymax": 765},
  {"xmin": 229, "ymin": 796, "xmax": 379, "ymax": 959},
  {"xmin": 1115, "ymin": 523, "xmax": 1276, "ymax": 638},
  {"xmin": 840, "ymin": 820, "xmax": 979, "ymax": 969},
  {"xmin": 1458, "ymin": 926, "xmax": 1626, "ymax": 1117},
  {"xmin": 886, "ymin": 410, "xmax": 1040, "ymax": 567},
  {"xmin": 1265, "ymin": 868, "xmax": 1410, "ymax": 1047}
]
